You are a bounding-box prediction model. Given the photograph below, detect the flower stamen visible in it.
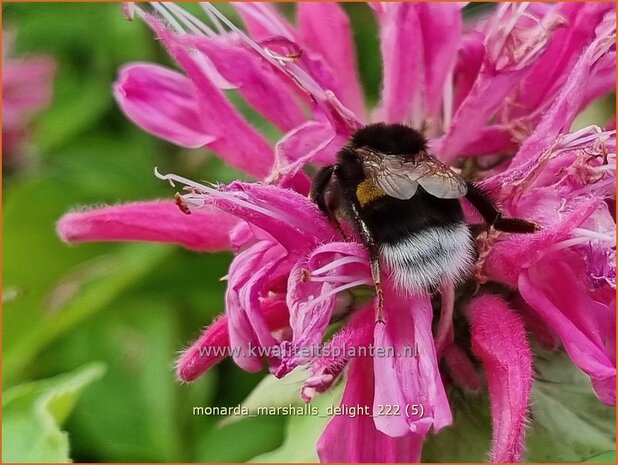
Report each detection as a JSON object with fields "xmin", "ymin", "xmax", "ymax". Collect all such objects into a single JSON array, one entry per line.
[
  {"xmin": 311, "ymin": 255, "xmax": 367, "ymax": 276},
  {"xmin": 165, "ymin": 2, "xmax": 216, "ymax": 36},
  {"xmin": 309, "ymin": 274, "xmax": 370, "ymax": 284},
  {"xmin": 572, "ymin": 228, "xmax": 616, "ymax": 243},
  {"xmin": 149, "ymin": 2, "xmax": 186, "ymax": 34},
  {"xmin": 307, "ymin": 279, "xmax": 373, "ymax": 309}
]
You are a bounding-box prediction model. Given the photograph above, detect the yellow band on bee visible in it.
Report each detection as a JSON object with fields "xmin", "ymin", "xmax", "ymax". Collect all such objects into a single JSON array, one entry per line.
[{"xmin": 356, "ymin": 179, "xmax": 385, "ymax": 206}]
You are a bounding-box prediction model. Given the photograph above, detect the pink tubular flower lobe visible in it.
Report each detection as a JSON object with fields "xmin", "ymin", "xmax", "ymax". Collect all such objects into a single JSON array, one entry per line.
[
  {"xmin": 114, "ymin": 63, "xmax": 216, "ymax": 149},
  {"xmin": 57, "ymin": 200, "xmax": 238, "ymax": 252},
  {"xmin": 469, "ymin": 295, "xmax": 533, "ymax": 463}
]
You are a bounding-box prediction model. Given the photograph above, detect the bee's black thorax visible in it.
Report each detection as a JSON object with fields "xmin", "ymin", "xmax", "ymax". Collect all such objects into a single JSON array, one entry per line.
[
  {"xmin": 349, "ymin": 122, "xmax": 427, "ymax": 155},
  {"xmin": 334, "ymin": 122, "xmax": 429, "ymax": 190}
]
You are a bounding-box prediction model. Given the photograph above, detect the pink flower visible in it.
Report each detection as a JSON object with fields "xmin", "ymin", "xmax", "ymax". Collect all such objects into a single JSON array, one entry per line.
[
  {"xmin": 2, "ymin": 31, "xmax": 56, "ymax": 163},
  {"xmin": 57, "ymin": 3, "xmax": 615, "ymax": 462}
]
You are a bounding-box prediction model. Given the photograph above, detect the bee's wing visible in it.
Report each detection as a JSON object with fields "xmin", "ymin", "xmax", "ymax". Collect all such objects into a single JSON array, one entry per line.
[
  {"xmin": 361, "ymin": 149, "xmax": 419, "ymax": 199},
  {"xmin": 360, "ymin": 148, "xmax": 467, "ymax": 200},
  {"xmin": 412, "ymin": 156, "xmax": 468, "ymax": 199}
]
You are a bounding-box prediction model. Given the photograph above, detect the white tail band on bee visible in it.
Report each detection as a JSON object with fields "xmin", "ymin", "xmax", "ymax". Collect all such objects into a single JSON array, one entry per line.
[{"xmin": 380, "ymin": 223, "xmax": 475, "ymax": 295}]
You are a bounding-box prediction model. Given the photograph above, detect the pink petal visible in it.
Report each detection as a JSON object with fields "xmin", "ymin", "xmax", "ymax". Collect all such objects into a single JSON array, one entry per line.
[
  {"xmin": 317, "ymin": 355, "xmax": 424, "ymax": 463},
  {"xmin": 583, "ymin": 48, "xmax": 616, "ymax": 108},
  {"xmin": 373, "ymin": 287, "xmax": 452, "ymax": 437},
  {"xmin": 481, "ymin": 128, "xmax": 614, "ymax": 214},
  {"xmin": 275, "ymin": 119, "xmax": 338, "ymax": 165},
  {"xmin": 209, "ymin": 182, "xmax": 336, "ymax": 255},
  {"xmin": 225, "ymin": 241, "xmax": 289, "ymax": 372},
  {"xmin": 284, "ymin": 259, "xmax": 336, "ymax": 368},
  {"xmin": 375, "ymin": 3, "xmax": 423, "ymax": 124},
  {"xmin": 430, "ymin": 124, "xmax": 517, "ymax": 159},
  {"xmin": 113, "ymin": 63, "xmax": 215, "ymax": 148},
  {"xmin": 469, "ymin": 295, "xmax": 533, "ymax": 463},
  {"xmin": 512, "ymin": 296, "xmax": 560, "ymax": 351},
  {"xmin": 376, "ymin": 3, "xmax": 461, "ymax": 125},
  {"xmin": 512, "ymin": 23, "xmax": 616, "ymax": 167},
  {"xmin": 122, "ymin": 2, "xmax": 135, "ymax": 21},
  {"xmin": 297, "ymin": 3, "xmax": 366, "ymax": 119},
  {"xmin": 161, "ymin": 175, "xmax": 335, "ymax": 255},
  {"xmin": 176, "ymin": 315, "xmax": 229, "ymax": 382},
  {"xmin": 452, "ymin": 31, "xmax": 485, "ymax": 113},
  {"xmin": 270, "ymin": 119, "xmax": 347, "ymax": 185},
  {"xmin": 260, "ymin": 36, "xmax": 353, "ymax": 124},
  {"xmin": 232, "ymin": 2, "xmax": 296, "ymax": 42},
  {"xmin": 57, "ymin": 200, "xmax": 237, "ymax": 252},
  {"xmin": 508, "ymin": 3, "xmax": 614, "ymax": 120},
  {"xmin": 434, "ymin": 281, "xmax": 456, "ymax": 357},
  {"xmin": 145, "ymin": 15, "xmax": 274, "ymax": 178},
  {"xmin": 483, "ymin": 199, "xmax": 601, "ymax": 286},
  {"xmin": 177, "ymin": 296, "xmax": 290, "ymax": 382},
  {"xmin": 229, "ymin": 221, "xmax": 273, "ymax": 253},
  {"xmin": 232, "ymin": 3, "xmax": 356, "ymax": 121},
  {"xmin": 437, "ymin": 5, "xmax": 565, "ymax": 162},
  {"xmin": 180, "ymin": 35, "xmax": 306, "ymax": 132},
  {"xmin": 519, "ymin": 252, "xmax": 616, "ymax": 405},
  {"xmin": 416, "ymin": 3, "xmax": 462, "ymax": 120},
  {"xmin": 436, "ymin": 73, "xmax": 529, "ymax": 162}
]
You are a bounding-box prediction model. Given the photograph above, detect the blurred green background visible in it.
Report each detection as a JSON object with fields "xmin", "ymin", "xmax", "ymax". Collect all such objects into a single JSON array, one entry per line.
[{"xmin": 2, "ymin": 2, "xmax": 614, "ymax": 463}]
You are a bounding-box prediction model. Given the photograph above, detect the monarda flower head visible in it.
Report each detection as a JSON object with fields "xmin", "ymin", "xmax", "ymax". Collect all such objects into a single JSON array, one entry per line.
[
  {"xmin": 2, "ymin": 30, "xmax": 56, "ymax": 167},
  {"xmin": 57, "ymin": 3, "xmax": 616, "ymax": 462}
]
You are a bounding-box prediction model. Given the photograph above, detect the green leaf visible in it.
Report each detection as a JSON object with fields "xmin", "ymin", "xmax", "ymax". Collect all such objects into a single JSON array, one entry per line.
[
  {"xmin": 422, "ymin": 349, "xmax": 616, "ymax": 462},
  {"xmin": 193, "ymin": 415, "xmax": 285, "ymax": 463},
  {"xmin": 583, "ymin": 451, "xmax": 617, "ymax": 463},
  {"xmin": 421, "ymin": 389, "xmax": 493, "ymax": 462},
  {"xmin": 39, "ymin": 296, "xmax": 215, "ymax": 462},
  {"xmin": 2, "ymin": 363, "xmax": 106, "ymax": 463},
  {"xmin": 525, "ymin": 350, "xmax": 616, "ymax": 462},
  {"xmin": 249, "ymin": 383, "xmax": 344, "ymax": 463}
]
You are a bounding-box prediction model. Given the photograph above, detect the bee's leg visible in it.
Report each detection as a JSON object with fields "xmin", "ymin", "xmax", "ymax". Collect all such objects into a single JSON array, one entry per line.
[
  {"xmin": 372, "ymin": 254, "xmax": 385, "ymax": 324},
  {"xmin": 331, "ymin": 218, "xmax": 350, "ymax": 242},
  {"xmin": 465, "ymin": 182, "xmax": 540, "ymax": 233},
  {"xmin": 348, "ymin": 202, "xmax": 384, "ymax": 324},
  {"xmin": 310, "ymin": 165, "xmax": 350, "ymax": 241}
]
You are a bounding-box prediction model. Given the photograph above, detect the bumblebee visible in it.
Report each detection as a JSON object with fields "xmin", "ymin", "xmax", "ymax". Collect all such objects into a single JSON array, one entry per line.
[{"xmin": 311, "ymin": 123, "xmax": 538, "ymax": 322}]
